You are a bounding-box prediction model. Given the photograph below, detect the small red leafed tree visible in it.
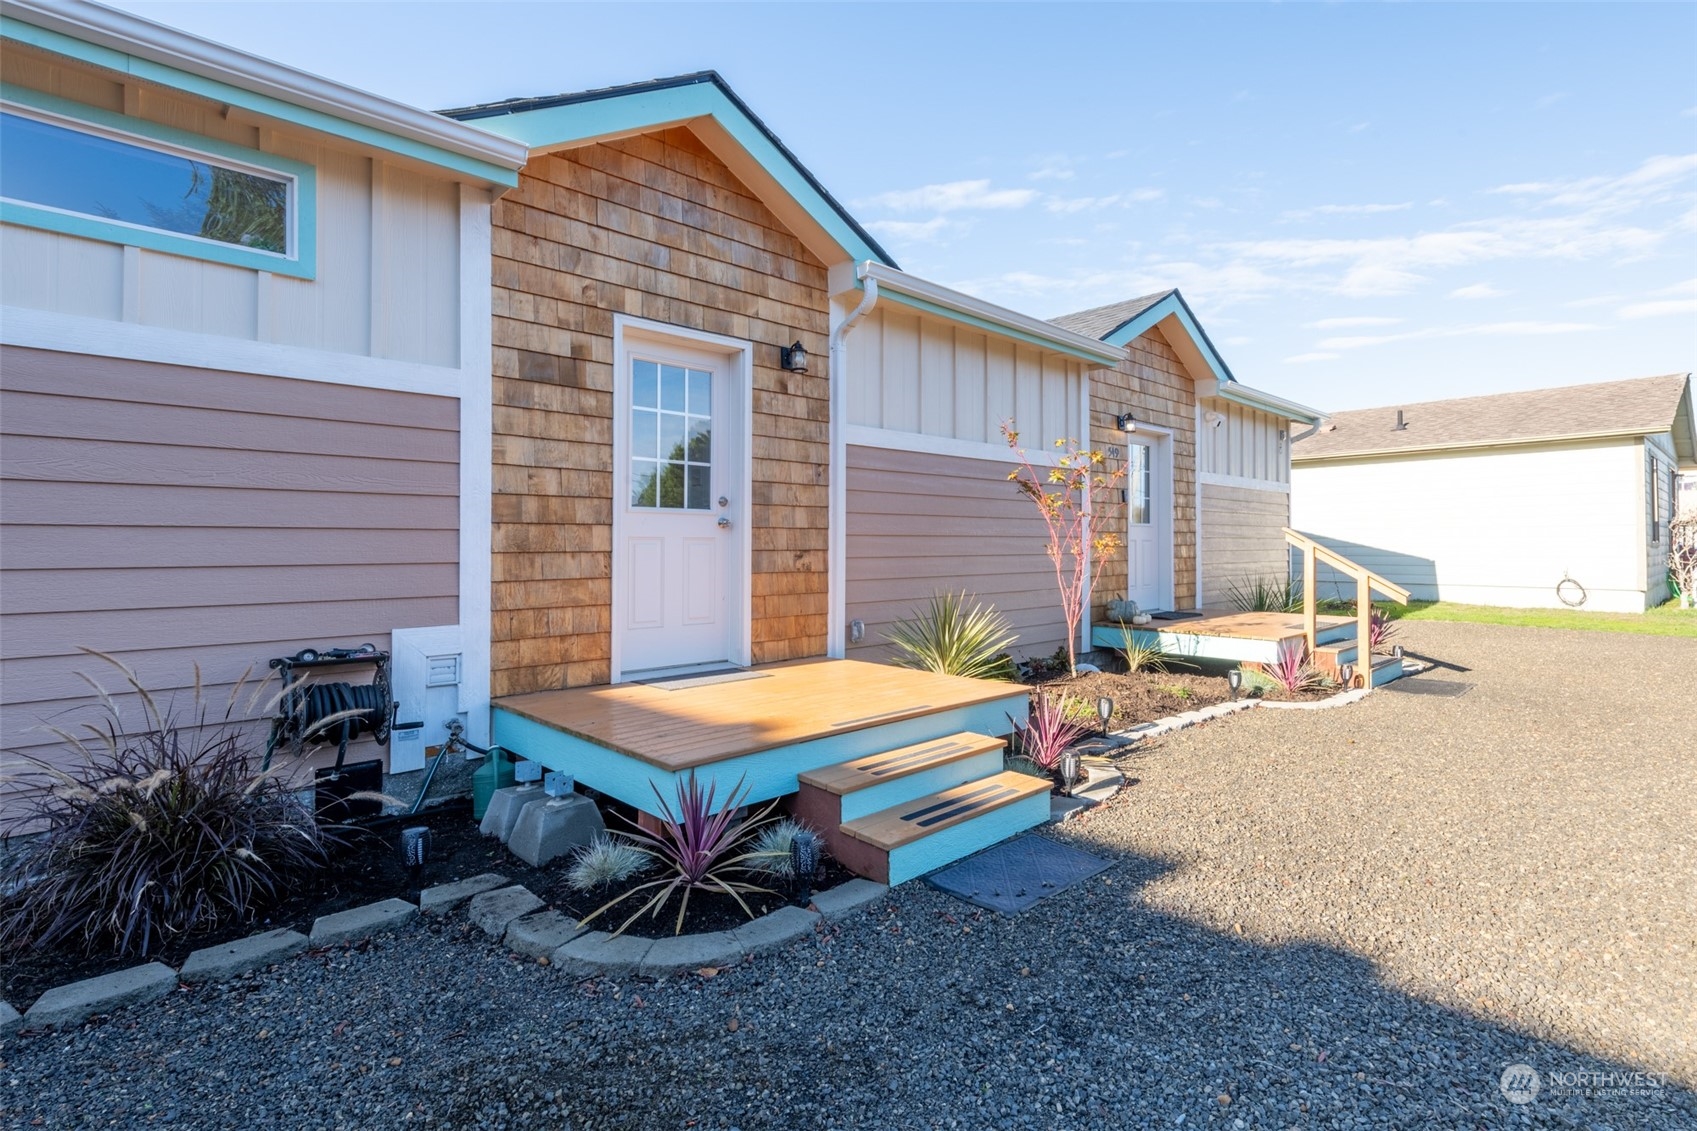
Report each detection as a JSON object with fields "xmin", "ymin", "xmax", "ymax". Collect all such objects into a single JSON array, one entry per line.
[{"xmin": 1002, "ymin": 421, "xmax": 1127, "ymax": 678}]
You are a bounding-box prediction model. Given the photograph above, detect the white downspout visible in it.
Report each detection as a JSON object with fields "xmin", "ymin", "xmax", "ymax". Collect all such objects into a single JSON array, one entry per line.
[{"xmin": 826, "ymin": 262, "xmax": 880, "ymax": 658}]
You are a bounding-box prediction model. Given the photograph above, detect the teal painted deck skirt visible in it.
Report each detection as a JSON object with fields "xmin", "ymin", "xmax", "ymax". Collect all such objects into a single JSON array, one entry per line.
[
  {"xmin": 885, "ymin": 789, "xmax": 1050, "ymax": 886},
  {"xmin": 493, "ymin": 692, "xmax": 1029, "ymax": 818},
  {"xmin": 1091, "ymin": 622, "xmax": 1356, "ymax": 664}
]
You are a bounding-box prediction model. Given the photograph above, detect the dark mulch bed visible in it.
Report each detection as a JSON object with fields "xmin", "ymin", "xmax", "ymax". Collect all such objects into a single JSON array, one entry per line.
[{"xmin": 1, "ymin": 796, "xmax": 843, "ymax": 1007}]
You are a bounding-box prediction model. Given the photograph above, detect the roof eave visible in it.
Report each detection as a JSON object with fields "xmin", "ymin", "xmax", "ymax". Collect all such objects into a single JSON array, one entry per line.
[
  {"xmin": 442, "ymin": 72, "xmax": 894, "ymax": 269},
  {"xmin": 1, "ymin": 0, "xmax": 528, "ymax": 186},
  {"xmin": 861, "ymin": 263, "xmax": 1125, "ymax": 366},
  {"xmin": 1216, "ymin": 381, "xmax": 1326, "ymax": 425},
  {"xmin": 1292, "ymin": 427, "xmax": 1663, "ymax": 465}
]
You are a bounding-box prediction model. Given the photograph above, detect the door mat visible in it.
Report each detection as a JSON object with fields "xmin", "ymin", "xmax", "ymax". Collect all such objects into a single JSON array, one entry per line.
[
  {"xmin": 1149, "ymin": 610, "xmax": 1204, "ymax": 621},
  {"xmin": 640, "ymin": 670, "xmax": 770, "ymax": 692},
  {"xmin": 925, "ymin": 834, "xmax": 1112, "ymax": 915},
  {"xmin": 1380, "ymin": 678, "xmax": 1474, "ymax": 698}
]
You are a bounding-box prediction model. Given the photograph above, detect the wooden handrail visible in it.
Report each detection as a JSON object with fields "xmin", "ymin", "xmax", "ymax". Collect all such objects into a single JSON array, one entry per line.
[{"xmin": 1282, "ymin": 527, "xmax": 1411, "ymax": 671}]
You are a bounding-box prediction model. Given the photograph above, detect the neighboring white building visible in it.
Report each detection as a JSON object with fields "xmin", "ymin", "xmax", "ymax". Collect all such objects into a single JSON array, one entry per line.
[{"xmin": 1291, "ymin": 373, "xmax": 1695, "ymax": 613}]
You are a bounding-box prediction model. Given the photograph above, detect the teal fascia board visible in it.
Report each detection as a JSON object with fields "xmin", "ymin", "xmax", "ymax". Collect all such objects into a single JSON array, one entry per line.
[
  {"xmin": 470, "ymin": 83, "xmax": 889, "ymax": 267},
  {"xmin": 2, "ymin": 82, "xmax": 317, "ymax": 278},
  {"xmin": 876, "ymin": 286, "xmax": 1118, "ymax": 365},
  {"xmin": 1, "ymin": 17, "xmax": 518, "ymax": 187},
  {"xmin": 1100, "ymin": 292, "xmax": 1235, "ymax": 385}
]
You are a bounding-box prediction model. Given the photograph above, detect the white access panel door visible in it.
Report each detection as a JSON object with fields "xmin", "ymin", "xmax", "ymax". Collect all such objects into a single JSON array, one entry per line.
[{"xmin": 616, "ymin": 350, "xmax": 742, "ymax": 677}]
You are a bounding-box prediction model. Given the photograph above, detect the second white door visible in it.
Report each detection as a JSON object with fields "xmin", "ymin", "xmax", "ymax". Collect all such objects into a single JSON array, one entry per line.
[{"xmin": 1123, "ymin": 434, "xmax": 1171, "ymax": 611}]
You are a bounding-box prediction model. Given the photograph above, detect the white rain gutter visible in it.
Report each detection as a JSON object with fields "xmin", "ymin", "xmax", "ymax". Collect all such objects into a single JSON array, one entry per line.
[{"xmin": 825, "ymin": 262, "xmax": 880, "ymax": 657}]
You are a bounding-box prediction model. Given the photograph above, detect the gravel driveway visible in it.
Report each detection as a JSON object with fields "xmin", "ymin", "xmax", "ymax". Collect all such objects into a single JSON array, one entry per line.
[{"xmin": 3, "ymin": 620, "xmax": 1693, "ymax": 1129}]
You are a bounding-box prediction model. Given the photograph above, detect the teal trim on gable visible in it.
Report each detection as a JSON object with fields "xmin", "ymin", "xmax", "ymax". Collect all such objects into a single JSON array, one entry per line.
[
  {"xmin": 2, "ymin": 82, "xmax": 317, "ymax": 278},
  {"xmin": 876, "ymin": 286, "xmax": 1118, "ymax": 365},
  {"xmin": 1216, "ymin": 384, "xmax": 1325, "ymax": 425},
  {"xmin": 1, "ymin": 17, "xmax": 519, "ymax": 187},
  {"xmin": 463, "ymin": 81, "xmax": 890, "ymax": 267},
  {"xmin": 1099, "ymin": 292, "xmax": 1235, "ymax": 385}
]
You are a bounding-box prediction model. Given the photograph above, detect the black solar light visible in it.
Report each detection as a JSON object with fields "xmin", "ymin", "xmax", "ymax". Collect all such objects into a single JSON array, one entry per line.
[
  {"xmin": 1059, "ymin": 749, "xmax": 1082, "ymax": 797},
  {"xmin": 1393, "ymin": 644, "xmax": 1404, "ymax": 661},
  {"xmin": 1227, "ymin": 668, "xmax": 1243, "ymax": 701},
  {"xmin": 1340, "ymin": 663, "xmax": 1355, "ymax": 690},
  {"xmin": 790, "ymin": 829, "xmax": 822, "ymax": 905},
  {"xmin": 1096, "ymin": 696, "xmax": 1113, "ymax": 738},
  {"xmin": 401, "ymin": 825, "xmax": 432, "ymax": 888},
  {"xmin": 780, "ymin": 341, "xmax": 808, "ymax": 372}
]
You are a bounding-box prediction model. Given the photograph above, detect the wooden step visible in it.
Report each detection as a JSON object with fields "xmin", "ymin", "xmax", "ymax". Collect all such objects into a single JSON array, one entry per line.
[
  {"xmin": 842, "ymin": 771, "xmax": 1049, "ymax": 851},
  {"xmin": 830, "ymin": 771, "xmax": 1052, "ymax": 886},
  {"xmin": 798, "ymin": 732, "xmax": 1004, "ymax": 795}
]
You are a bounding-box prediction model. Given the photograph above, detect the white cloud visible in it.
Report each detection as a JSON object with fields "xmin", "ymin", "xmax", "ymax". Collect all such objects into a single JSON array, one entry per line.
[
  {"xmin": 1618, "ymin": 297, "xmax": 1697, "ymax": 320},
  {"xmin": 863, "ymin": 217, "xmax": 954, "ymax": 243},
  {"xmin": 860, "ymin": 179, "xmax": 1038, "ymax": 212},
  {"xmin": 1028, "ymin": 157, "xmax": 1075, "ymax": 182},
  {"xmin": 1681, "ymin": 106, "xmax": 1697, "ymax": 118},
  {"xmin": 1348, "ymin": 121, "xmax": 1371, "ymax": 133},
  {"xmin": 1222, "ymin": 336, "xmax": 1253, "ymax": 346},
  {"xmin": 1281, "ymin": 202, "xmax": 1412, "ymax": 221},
  {"xmin": 1535, "ymin": 93, "xmax": 1568, "ymax": 109},
  {"xmin": 1450, "ymin": 283, "xmax": 1506, "ymax": 299},
  {"xmin": 1284, "ymin": 352, "xmax": 1340, "ymax": 364},
  {"xmin": 1306, "ymin": 316, "xmax": 1404, "ymax": 329},
  {"xmin": 1316, "ymin": 321, "xmax": 1599, "ymax": 351},
  {"xmin": 1044, "ymin": 188, "xmax": 1164, "ymax": 214},
  {"xmin": 1489, "ymin": 153, "xmax": 1697, "ymax": 211}
]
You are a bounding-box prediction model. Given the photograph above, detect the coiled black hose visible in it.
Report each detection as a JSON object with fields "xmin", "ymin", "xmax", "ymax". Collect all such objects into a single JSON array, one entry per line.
[{"xmin": 284, "ymin": 680, "xmax": 393, "ymax": 770}]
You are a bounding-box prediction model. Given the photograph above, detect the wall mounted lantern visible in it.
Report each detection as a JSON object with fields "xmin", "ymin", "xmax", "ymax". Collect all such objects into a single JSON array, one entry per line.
[
  {"xmin": 780, "ymin": 341, "xmax": 809, "ymax": 372},
  {"xmin": 1116, "ymin": 412, "xmax": 1138, "ymax": 432}
]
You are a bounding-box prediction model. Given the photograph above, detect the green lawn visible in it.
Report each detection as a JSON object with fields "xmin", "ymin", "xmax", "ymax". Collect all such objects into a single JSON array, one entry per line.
[{"xmin": 1382, "ymin": 598, "xmax": 1697, "ymax": 638}]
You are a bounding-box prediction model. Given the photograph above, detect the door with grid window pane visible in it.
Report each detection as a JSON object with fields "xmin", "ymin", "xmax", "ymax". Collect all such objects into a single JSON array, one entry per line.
[
  {"xmin": 1123, "ymin": 435, "xmax": 1170, "ymax": 611},
  {"xmin": 618, "ymin": 350, "xmax": 740, "ymax": 676}
]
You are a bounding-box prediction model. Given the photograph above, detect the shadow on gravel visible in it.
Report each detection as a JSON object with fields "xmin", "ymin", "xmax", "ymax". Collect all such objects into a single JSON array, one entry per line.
[{"xmin": 1, "ymin": 847, "xmax": 1691, "ymax": 1130}]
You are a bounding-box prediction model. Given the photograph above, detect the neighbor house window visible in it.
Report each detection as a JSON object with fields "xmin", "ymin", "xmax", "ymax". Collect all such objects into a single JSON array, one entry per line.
[{"xmin": 0, "ymin": 97, "xmax": 314, "ymax": 278}]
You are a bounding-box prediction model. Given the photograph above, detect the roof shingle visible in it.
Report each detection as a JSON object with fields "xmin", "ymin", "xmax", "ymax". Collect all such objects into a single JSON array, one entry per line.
[
  {"xmin": 1048, "ymin": 291, "xmax": 1175, "ymax": 341},
  {"xmin": 1292, "ymin": 373, "xmax": 1693, "ymax": 462}
]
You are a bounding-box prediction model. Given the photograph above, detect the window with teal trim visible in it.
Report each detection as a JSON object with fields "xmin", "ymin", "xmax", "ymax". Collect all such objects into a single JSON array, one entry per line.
[{"xmin": 0, "ymin": 100, "xmax": 309, "ymax": 275}]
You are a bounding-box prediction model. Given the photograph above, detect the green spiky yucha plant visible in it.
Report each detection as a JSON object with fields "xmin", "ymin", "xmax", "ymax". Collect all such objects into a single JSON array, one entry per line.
[
  {"xmin": 1226, "ymin": 574, "xmax": 1300, "ymax": 613},
  {"xmin": 886, "ymin": 591, "xmax": 1018, "ymax": 681},
  {"xmin": 580, "ymin": 773, "xmax": 776, "ymax": 937},
  {"xmin": 0, "ymin": 651, "xmax": 339, "ymax": 958}
]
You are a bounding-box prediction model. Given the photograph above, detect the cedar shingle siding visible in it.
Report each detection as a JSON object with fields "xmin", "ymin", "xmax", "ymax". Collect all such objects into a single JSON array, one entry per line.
[
  {"xmin": 490, "ymin": 128, "xmax": 830, "ymax": 696},
  {"xmin": 1091, "ymin": 326, "xmax": 1199, "ymax": 613}
]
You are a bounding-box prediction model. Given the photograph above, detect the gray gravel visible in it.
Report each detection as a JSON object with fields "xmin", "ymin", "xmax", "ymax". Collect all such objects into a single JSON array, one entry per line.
[{"xmin": 2, "ymin": 620, "xmax": 1693, "ymax": 1129}]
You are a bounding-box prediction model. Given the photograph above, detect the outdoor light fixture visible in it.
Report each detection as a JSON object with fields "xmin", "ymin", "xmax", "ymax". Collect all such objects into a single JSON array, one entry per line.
[
  {"xmin": 1227, "ymin": 668, "xmax": 1243, "ymax": 701},
  {"xmin": 790, "ymin": 829, "xmax": 822, "ymax": 904},
  {"xmin": 1116, "ymin": 412, "xmax": 1138, "ymax": 432},
  {"xmin": 1393, "ymin": 644, "xmax": 1404, "ymax": 661},
  {"xmin": 401, "ymin": 825, "xmax": 432, "ymax": 891},
  {"xmin": 1340, "ymin": 662, "xmax": 1355, "ymax": 689},
  {"xmin": 779, "ymin": 341, "xmax": 808, "ymax": 372},
  {"xmin": 1096, "ymin": 696, "xmax": 1114, "ymax": 738},
  {"xmin": 1059, "ymin": 749, "xmax": 1082, "ymax": 797}
]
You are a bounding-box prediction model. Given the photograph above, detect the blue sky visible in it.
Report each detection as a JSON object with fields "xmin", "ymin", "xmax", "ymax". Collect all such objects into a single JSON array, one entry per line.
[{"xmin": 111, "ymin": 1, "xmax": 1696, "ymax": 411}]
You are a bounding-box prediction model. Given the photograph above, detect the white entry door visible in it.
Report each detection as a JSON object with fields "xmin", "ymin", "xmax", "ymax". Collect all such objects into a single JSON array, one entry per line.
[
  {"xmin": 615, "ymin": 344, "xmax": 745, "ymax": 678},
  {"xmin": 1123, "ymin": 435, "xmax": 1171, "ymax": 611}
]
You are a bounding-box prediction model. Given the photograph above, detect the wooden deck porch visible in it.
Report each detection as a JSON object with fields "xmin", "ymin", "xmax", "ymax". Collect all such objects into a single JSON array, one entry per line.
[{"xmin": 1090, "ymin": 608, "xmax": 1357, "ymax": 664}]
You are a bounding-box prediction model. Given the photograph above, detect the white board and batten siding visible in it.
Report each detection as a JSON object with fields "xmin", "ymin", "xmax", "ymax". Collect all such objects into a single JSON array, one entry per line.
[
  {"xmin": 0, "ymin": 49, "xmax": 498, "ymax": 777},
  {"xmin": 1291, "ymin": 439, "xmax": 1656, "ymax": 613},
  {"xmin": 0, "ymin": 55, "xmax": 465, "ymax": 370},
  {"xmin": 842, "ymin": 305, "xmax": 1091, "ymax": 662},
  {"xmin": 1198, "ymin": 396, "xmax": 1292, "ymax": 607}
]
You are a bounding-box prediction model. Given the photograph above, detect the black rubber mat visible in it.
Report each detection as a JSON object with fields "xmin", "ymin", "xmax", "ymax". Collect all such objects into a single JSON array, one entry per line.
[
  {"xmin": 1381, "ymin": 678, "xmax": 1474, "ymax": 698},
  {"xmin": 926, "ymin": 834, "xmax": 1112, "ymax": 914}
]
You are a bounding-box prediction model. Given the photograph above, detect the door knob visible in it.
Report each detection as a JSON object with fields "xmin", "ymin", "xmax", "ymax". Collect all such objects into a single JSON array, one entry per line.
[{"xmin": 717, "ymin": 516, "xmax": 732, "ymax": 529}]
